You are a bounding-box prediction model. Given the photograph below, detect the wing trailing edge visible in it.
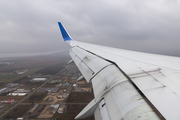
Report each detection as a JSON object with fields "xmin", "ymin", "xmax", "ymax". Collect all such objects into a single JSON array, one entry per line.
[{"xmin": 75, "ymin": 99, "xmax": 99, "ymax": 119}]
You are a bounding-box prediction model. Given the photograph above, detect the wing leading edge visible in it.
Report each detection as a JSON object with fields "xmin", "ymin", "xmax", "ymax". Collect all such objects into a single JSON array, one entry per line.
[{"xmin": 58, "ymin": 22, "xmax": 180, "ymax": 120}]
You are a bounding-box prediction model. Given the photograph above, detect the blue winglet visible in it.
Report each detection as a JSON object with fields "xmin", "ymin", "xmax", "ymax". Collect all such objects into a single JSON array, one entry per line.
[{"xmin": 58, "ymin": 22, "xmax": 73, "ymax": 41}]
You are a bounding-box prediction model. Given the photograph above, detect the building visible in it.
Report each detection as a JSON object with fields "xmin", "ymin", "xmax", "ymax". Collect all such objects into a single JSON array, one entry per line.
[
  {"xmin": 17, "ymin": 118, "xmax": 23, "ymax": 120},
  {"xmin": 62, "ymin": 82, "xmax": 70, "ymax": 87},
  {"xmin": 29, "ymin": 104, "xmax": 39, "ymax": 113},
  {"xmin": 51, "ymin": 104, "xmax": 59, "ymax": 114},
  {"xmin": 50, "ymin": 88, "xmax": 59, "ymax": 93},
  {"xmin": 0, "ymin": 88, "xmax": 7, "ymax": 94},
  {"xmin": 0, "ymin": 99, "xmax": 14, "ymax": 104},
  {"xmin": 81, "ymin": 88, "xmax": 92, "ymax": 92},
  {"xmin": 57, "ymin": 93, "xmax": 68, "ymax": 99},
  {"xmin": 58, "ymin": 80, "xmax": 63, "ymax": 82},
  {"xmin": 48, "ymin": 97, "xmax": 53, "ymax": 102},
  {"xmin": 16, "ymin": 69, "xmax": 28, "ymax": 74},
  {"xmin": 58, "ymin": 104, "xmax": 66, "ymax": 113},
  {"xmin": 6, "ymin": 83, "xmax": 19, "ymax": 87},
  {"xmin": 32, "ymin": 78, "xmax": 46, "ymax": 82},
  {"xmin": 74, "ymin": 88, "xmax": 82, "ymax": 92},
  {"xmin": 38, "ymin": 88, "xmax": 59, "ymax": 93},
  {"xmin": 0, "ymin": 88, "xmax": 16, "ymax": 95},
  {"xmin": 76, "ymin": 81, "xmax": 86, "ymax": 85},
  {"xmin": 8, "ymin": 89, "xmax": 30, "ymax": 96},
  {"xmin": 0, "ymin": 105, "xmax": 5, "ymax": 109},
  {"xmin": 57, "ymin": 83, "xmax": 62, "ymax": 87},
  {"xmin": 9, "ymin": 93, "xmax": 27, "ymax": 96}
]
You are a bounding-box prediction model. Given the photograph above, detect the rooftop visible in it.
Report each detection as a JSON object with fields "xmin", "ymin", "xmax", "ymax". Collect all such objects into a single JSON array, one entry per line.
[{"xmin": 33, "ymin": 78, "xmax": 46, "ymax": 81}]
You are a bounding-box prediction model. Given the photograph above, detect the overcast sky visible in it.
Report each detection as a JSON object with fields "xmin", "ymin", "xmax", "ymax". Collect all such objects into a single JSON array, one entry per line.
[{"xmin": 1, "ymin": 0, "xmax": 180, "ymax": 57}]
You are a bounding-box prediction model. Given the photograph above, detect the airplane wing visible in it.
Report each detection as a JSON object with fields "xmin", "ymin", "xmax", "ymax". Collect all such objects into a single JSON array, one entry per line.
[{"xmin": 58, "ymin": 22, "xmax": 180, "ymax": 120}]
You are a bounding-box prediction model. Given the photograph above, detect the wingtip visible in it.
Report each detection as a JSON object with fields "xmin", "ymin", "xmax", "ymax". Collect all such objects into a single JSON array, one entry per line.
[{"xmin": 58, "ymin": 22, "xmax": 73, "ymax": 41}]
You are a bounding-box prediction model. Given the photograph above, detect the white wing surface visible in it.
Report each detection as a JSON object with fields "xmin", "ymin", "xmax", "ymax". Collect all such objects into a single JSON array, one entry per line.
[{"xmin": 58, "ymin": 22, "xmax": 180, "ymax": 120}]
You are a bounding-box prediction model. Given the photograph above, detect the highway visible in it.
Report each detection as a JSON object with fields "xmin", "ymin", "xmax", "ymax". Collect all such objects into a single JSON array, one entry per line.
[{"xmin": 19, "ymin": 103, "xmax": 88, "ymax": 105}]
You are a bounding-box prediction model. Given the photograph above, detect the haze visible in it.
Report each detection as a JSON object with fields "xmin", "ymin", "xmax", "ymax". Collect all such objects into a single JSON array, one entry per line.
[{"xmin": 1, "ymin": 0, "xmax": 180, "ymax": 57}]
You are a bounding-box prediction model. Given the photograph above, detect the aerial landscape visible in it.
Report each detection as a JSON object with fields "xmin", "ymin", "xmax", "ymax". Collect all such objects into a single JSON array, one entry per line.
[
  {"xmin": 0, "ymin": 54, "xmax": 94, "ymax": 120},
  {"xmin": 1, "ymin": 0, "xmax": 180, "ymax": 120}
]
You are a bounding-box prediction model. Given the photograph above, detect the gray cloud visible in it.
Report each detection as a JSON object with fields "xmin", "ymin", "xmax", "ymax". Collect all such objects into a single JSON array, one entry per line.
[{"xmin": 0, "ymin": 0, "xmax": 180, "ymax": 57}]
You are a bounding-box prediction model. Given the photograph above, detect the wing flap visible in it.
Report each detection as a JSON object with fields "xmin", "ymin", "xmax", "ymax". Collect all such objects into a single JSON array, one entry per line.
[
  {"xmin": 75, "ymin": 99, "xmax": 99, "ymax": 119},
  {"xmin": 94, "ymin": 104, "xmax": 102, "ymax": 120},
  {"xmin": 104, "ymin": 85, "xmax": 159, "ymax": 120},
  {"xmin": 91, "ymin": 63, "xmax": 159, "ymax": 120}
]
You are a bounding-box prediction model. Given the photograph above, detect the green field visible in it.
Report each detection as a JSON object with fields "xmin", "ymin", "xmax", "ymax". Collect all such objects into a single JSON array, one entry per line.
[
  {"xmin": 3, "ymin": 105, "xmax": 31, "ymax": 119},
  {"xmin": 0, "ymin": 74, "xmax": 17, "ymax": 81},
  {"xmin": 0, "ymin": 68, "xmax": 40, "ymax": 89},
  {"xmin": 5, "ymin": 68, "xmax": 40, "ymax": 83}
]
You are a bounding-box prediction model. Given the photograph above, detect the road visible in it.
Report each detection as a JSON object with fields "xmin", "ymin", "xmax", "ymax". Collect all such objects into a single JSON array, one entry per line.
[
  {"xmin": 0, "ymin": 69, "xmax": 64, "ymax": 119},
  {"xmin": 19, "ymin": 103, "xmax": 88, "ymax": 105}
]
